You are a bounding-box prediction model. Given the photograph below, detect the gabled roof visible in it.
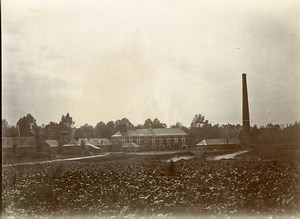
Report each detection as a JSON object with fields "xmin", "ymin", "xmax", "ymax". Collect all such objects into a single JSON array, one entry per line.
[
  {"xmin": 63, "ymin": 142, "xmax": 101, "ymax": 150},
  {"xmin": 197, "ymin": 138, "xmax": 240, "ymax": 146},
  {"xmin": 2, "ymin": 137, "xmax": 37, "ymax": 149},
  {"xmin": 44, "ymin": 140, "xmax": 59, "ymax": 147},
  {"xmin": 112, "ymin": 128, "xmax": 188, "ymax": 138}
]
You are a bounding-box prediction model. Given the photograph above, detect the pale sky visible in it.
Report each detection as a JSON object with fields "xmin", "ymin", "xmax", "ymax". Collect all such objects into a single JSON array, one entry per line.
[{"xmin": 2, "ymin": 0, "xmax": 300, "ymax": 127}]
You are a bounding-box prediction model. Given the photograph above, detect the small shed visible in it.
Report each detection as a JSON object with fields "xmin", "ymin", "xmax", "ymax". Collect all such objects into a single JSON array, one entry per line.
[
  {"xmin": 2, "ymin": 136, "xmax": 37, "ymax": 157},
  {"xmin": 196, "ymin": 138, "xmax": 240, "ymax": 149}
]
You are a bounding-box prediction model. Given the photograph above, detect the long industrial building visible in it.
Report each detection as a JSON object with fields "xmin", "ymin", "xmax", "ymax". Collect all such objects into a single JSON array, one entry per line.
[{"xmin": 111, "ymin": 128, "xmax": 188, "ymax": 150}]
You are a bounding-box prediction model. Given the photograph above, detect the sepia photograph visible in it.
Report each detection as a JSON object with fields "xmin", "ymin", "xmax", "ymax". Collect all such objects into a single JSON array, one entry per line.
[{"xmin": 2, "ymin": 0, "xmax": 300, "ymax": 218}]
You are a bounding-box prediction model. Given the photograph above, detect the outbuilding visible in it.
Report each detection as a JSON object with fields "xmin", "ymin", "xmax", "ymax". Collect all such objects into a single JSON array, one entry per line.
[
  {"xmin": 2, "ymin": 136, "xmax": 37, "ymax": 159},
  {"xmin": 196, "ymin": 138, "xmax": 240, "ymax": 149}
]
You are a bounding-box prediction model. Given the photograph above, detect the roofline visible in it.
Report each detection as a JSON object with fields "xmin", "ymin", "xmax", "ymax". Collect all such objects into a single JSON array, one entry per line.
[
  {"xmin": 112, "ymin": 129, "xmax": 188, "ymax": 137},
  {"xmin": 112, "ymin": 133, "xmax": 188, "ymax": 137}
]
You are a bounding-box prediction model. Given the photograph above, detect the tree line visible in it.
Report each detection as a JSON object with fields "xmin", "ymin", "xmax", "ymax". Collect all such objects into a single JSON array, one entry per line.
[{"xmin": 2, "ymin": 113, "xmax": 300, "ymax": 145}]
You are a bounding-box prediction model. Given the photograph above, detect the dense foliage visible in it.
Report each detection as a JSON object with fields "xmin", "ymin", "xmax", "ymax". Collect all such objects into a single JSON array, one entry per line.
[{"xmin": 3, "ymin": 153, "xmax": 300, "ymax": 217}]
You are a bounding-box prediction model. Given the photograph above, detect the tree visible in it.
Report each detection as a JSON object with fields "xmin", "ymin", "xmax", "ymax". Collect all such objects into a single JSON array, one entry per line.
[
  {"xmin": 258, "ymin": 123, "xmax": 283, "ymax": 144},
  {"xmin": 95, "ymin": 121, "xmax": 117, "ymax": 138},
  {"xmin": 115, "ymin": 121, "xmax": 127, "ymax": 133},
  {"xmin": 170, "ymin": 122, "xmax": 183, "ymax": 128},
  {"xmin": 220, "ymin": 124, "xmax": 242, "ymax": 139},
  {"xmin": 106, "ymin": 121, "xmax": 117, "ymax": 137},
  {"xmin": 189, "ymin": 113, "xmax": 213, "ymax": 146},
  {"xmin": 75, "ymin": 124, "xmax": 95, "ymax": 138},
  {"xmin": 281, "ymin": 122, "xmax": 300, "ymax": 144},
  {"xmin": 152, "ymin": 118, "xmax": 167, "ymax": 128},
  {"xmin": 95, "ymin": 121, "xmax": 107, "ymax": 138},
  {"xmin": 144, "ymin": 119, "xmax": 153, "ymax": 128},
  {"xmin": 33, "ymin": 125, "xmax": 45, "ymax": 152},
  {"xmin": 246, "ymin": 122, "xmax": 300, "ymax": 144},
  {"xmin": 115, "ymin": 118, "xmax": 134, "ymax": 134},
  {"xmin": 16, "ymin": 114, "xmax": 37, "ymax": 136},
  {"xmin": 190, "ymin": 113, "xmax": 209, "ymax": 128},
  {"xmin": 143, "ymin": 118, "xmax": 166, "ymax": 129},
  {"xmin": 135, "ymin": 124, "xmax": 145, "ymax": 129},
  {"xmin": 15, "ymin": 114, "xmax": 44, "ymax": 151},
  {"xmin": 42, "ymin": 122, "xmax": 60, "ymax": 140},
  {"xmin": 59, "ymin": 113, "xmax": 75, "ymax": 130}
]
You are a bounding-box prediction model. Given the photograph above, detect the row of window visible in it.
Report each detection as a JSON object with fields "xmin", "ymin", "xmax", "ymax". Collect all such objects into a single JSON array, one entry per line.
[
  {"xmin": 151, "ymin": 144, "xmax": 187, "ymax": 149},
  {"xmin": 116, "ymin": 138, "xmax": 186, "ymax": 144}
]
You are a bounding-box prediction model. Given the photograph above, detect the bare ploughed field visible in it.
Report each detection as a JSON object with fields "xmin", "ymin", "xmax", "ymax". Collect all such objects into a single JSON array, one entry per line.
[{"xmin": 3, "ymin": 145, "xmax": 300, "ymax": 218}]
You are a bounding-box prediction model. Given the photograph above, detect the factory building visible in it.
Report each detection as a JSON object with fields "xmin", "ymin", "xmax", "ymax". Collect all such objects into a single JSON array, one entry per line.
[{"xmin": 111, "ymin": 128, "xmax": 188, "ymax": 150}]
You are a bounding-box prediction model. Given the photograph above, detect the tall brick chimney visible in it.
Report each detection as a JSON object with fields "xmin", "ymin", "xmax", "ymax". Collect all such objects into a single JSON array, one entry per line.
[{"xmin": 240, "ymin": 73, "xmax": 251, "ymax": 146}]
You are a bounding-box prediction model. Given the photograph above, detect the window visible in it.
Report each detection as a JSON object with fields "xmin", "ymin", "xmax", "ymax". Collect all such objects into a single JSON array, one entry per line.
[
  {"xmin": 167, "ymin": 139, "xmax": 170, "ymax": 143},
  {"xmin": 159, "ymin": 139, "xmax": 163, "ymax": 144},
  {"xmin": 174, "ymin": 138, "xmax": 178, "ymax": 143},
  {"xmin": 137, "ymin": 139, "xmax": 140, "ymax": 144},
  {"xmin": 122, "ymin": 140, "xmax": 125, "ymax": 144},
  {"xmin": 182, "ymin": 138, "xmax": 185, "ymax": 143},
  {"xmin": 129, "ymin": 139, "xmax": 133, "ymax": 143},
  {"xmin": 152, "ymin": 139, "xmax": 156, "ymax": 145}
]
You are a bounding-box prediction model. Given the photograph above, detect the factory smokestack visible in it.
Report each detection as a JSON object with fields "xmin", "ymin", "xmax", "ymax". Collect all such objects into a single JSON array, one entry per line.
[
  {"xmin": 242, "ymin": 73, "xmax": 250, "ymax": 132},
  {"xmin": 240, "ymin": 73, "xmax": 251, "ymax": 146}
]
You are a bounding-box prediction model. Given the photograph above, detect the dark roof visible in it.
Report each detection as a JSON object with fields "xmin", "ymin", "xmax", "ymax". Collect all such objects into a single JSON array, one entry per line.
[
  {"xmin": 44, "ymin": 140, "xmax": 59, "ymax": 147},
  {"xmin": 2, "ymin": 137, "xmax": 37, "ymax": 149},
  {"xmin": 112, "ymin": 128, "xmax": 188, "ymax": 138},
  {"xmin": 197, "ymin": 138, "xmax": 240, "ymax": 146}
]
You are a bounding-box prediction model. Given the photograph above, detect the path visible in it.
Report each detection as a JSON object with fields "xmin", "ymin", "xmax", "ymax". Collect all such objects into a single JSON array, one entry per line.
[
  {"xmin": 3, "ymin": 154, "xmax": 109, "ymax": 167},
  {"xmin": 208, "ymin": 150, "xmax": 248, "ymax": 161},
  {"xmin": 4, "ymin": 151, "xmax": 192, "ymax": 167}
]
